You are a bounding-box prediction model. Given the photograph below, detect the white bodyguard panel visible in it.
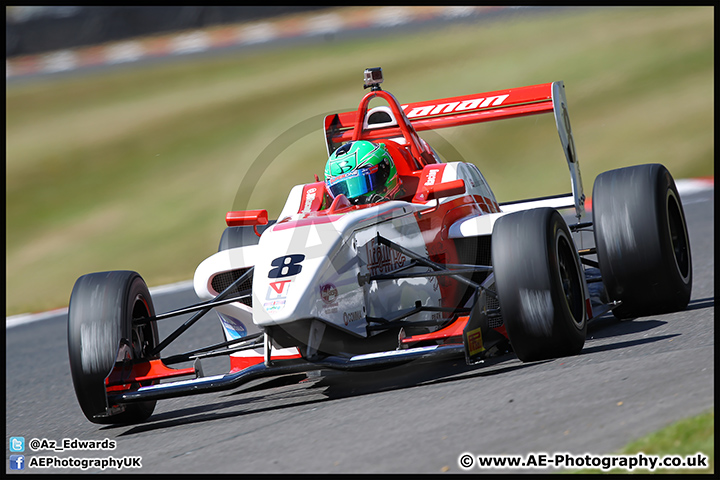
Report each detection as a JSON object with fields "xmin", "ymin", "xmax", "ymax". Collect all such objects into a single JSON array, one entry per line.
[
  {"xmin": 447, "ymin": 194, "xmax": 576, "ymax": 239},
  {"xmin": 251, "ymin": 201, "xmax": 441, "ymax": 337},
  {"xmin": 194, "ymin": 245, "xmax": 258, "ymax": 300},
  {"xmin": 277, "ymin": 184, "xmax": 305, "ymax": 222},
  {"xmin": 439, "ymin": 162, "xmax": 498, "ymax": 204},
  {"xmin": 448, "ymin": 212, "xmax": 508, "ymax": 239},
  {"xmin": 194, "ymin": 244, "xmax": 260, "ymax": 342}
]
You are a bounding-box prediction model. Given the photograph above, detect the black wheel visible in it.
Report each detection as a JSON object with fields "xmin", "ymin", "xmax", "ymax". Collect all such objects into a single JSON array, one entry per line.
[
  {"xmin": 218, "ymin": 221, "xmax": 276, "ymax": 251},
  {"xmin": 492, "ymin": 208, "xmax": 587, "ymax": 362},
  {"xmin": 592, "ymin": 164, "xmax": 692, "ymax": 319},
  {"xmin": 67, "ymin": 271, "xmax": 159, "ymax": 424}
]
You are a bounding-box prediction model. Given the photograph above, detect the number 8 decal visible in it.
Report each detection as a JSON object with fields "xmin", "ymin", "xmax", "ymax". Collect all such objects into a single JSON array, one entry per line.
[{"xmin": 268, "ymin": 254, "xmax": 305, "ymax": 278}]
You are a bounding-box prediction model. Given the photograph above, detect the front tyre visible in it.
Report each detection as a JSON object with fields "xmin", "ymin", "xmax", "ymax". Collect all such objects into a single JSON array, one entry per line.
[
  {"xmin": 592, "ymin": 164, "xmax": 692, "ymax": 319},
  {"xmin": 67, "ymin": 271, "xmax": 158, "ymax": 424},
  {"xmin": 218, "ymin": 221, "xmax": 276, "ymax": 251},
  {"xmin": 492, "ymin": 208, "xmax": 587, "ymax": 362}
]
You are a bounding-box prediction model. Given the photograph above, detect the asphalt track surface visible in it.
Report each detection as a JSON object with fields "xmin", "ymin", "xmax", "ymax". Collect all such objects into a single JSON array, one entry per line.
[{"xmin": 5, "ymin": 186, "xmax": 714, "ymax": 474}]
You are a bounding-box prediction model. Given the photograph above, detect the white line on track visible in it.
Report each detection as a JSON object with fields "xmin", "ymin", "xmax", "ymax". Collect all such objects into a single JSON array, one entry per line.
[{"xmin": 5, "ymin": 280, "xmax": 194, "ymax": 329}]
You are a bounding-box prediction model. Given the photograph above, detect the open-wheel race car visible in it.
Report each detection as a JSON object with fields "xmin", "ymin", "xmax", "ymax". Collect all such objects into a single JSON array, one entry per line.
[{"xmin": 68, "ymin": 68, "xmax": 692, "ymax": 424}]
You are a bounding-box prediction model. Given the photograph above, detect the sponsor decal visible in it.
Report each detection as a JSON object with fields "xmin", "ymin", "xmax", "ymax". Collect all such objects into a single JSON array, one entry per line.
[
  {"xmin": 219, "ymin": 314, "xmax": 248, "ymax": 340},
  {"xmin": 263, "ymin": 301, "xmax": 286, "ymax": 312},
  {"xmin": 364, "ymin": 236, "xmax": 406, "ymax": 276},
  {"xmin": 320, "ymin": 283, "xmax": 338, "ymax": 304},
  {"xmin": 269, "ymin": 280, "xmax": 291, "ymax": 295},
  {"xmin": 320, "ymin": 283, "xmax": 339, "ymax": 315},
  {"xmin": 466, "ymin": 327, "xmax": 485, "ymax": 357},
  {"xmin": 302, "ymin": 187, "xmax": 317, "ymax": 213},
  {"xmin": 402, "ymin": 94, "xmax": 510, "ymax": 119},
  {"xmin": 424, "ymin": 168, "xmax": 440, "ymax": 186},
  {"xmin": 264, "ymin": 280, "xmax": 291, "ymax": 312}
]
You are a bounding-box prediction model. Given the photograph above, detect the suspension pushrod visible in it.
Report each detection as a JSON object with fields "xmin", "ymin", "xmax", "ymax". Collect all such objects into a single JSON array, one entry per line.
[
  {"xmin": 367, "ymin": 305, "xmax": 469, "ymax": 325},
  {"xmin": 367, "ymin": 318, "xmax": 457, "ymax": 331},
  {"xmin": 376, "ymin": 234, "xmax": 481, "ymax": 290},
  {"xmin": 162, "ymin": 333, "xmax": 263, "ymax": 365},
  {"xmin": 569, "ymin": 221, "xmax": 593, "ymax": 231},
  {"xmin": 149, "ymin": 267, "xmax": 254, "ymax": 356},
  {"xmin": 368, "ymin": 266, "xmax": 492, "ymax": 282},
  {"xmin": 375, "ymin": 234, "xmax": 499, "ymax": 300},
  {"xmin": 136, "ymin": 292, "xmax": 252, "ymax": 325}
]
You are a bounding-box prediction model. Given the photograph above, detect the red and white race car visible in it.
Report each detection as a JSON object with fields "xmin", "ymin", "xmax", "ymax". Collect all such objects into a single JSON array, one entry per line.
[{"xmin": 68, "ymin": 68, "xmax": 692, "ymax": 424}]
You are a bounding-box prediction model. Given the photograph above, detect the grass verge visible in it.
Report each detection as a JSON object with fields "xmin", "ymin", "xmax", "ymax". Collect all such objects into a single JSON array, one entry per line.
[
  {"xmin": 573, "ymin": 410, "xmax": 714, "ymax": 474},
  {"xmin": 5, "ymin": 7, "xmax": 713, "ymax": 316}
]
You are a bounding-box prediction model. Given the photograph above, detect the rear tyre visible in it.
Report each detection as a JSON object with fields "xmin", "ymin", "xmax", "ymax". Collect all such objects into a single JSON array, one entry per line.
[
  {"xmin": 592, "ymin": 164, "xmax": 692, "ymax": 319},
  {"xmin": 492, "ymin": 208, "xmax": 587, "ymax": 362},
  {"xmin": 67, "ymin": 271, "xmax": 158, "ymax": 424}
]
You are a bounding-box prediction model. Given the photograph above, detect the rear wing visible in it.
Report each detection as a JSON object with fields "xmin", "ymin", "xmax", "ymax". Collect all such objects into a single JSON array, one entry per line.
[{"xmin": 324, "ymin": 81, "xmax": 585, "ymax": 218}]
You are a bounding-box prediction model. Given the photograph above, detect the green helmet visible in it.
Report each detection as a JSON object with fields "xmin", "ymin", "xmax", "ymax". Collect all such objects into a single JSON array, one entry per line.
[{"xmin": 324, "ymin": 141, "xmax": 400, "ymax": 204}]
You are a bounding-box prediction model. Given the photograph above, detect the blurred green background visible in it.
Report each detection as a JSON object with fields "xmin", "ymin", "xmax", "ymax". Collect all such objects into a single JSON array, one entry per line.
[{"xmin": 6, "ymin": 6, "xmax": 713, "ymax": 316}]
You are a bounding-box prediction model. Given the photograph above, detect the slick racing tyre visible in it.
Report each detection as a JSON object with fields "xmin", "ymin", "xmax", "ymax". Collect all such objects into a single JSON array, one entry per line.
[
  {"xmin": 592, "ymin": 164, "xmax": 692, "ymax": 319},
  {"xmin": 218, "ymin": 221, "xmax": 276, "ymax": 251},
  {"xmin": 492, "ymin": 208, "xmax": 587, "ymax": 362},
  {"xmin": 68, "ymin": 271, "xmax": 159, "ymax": 424}
]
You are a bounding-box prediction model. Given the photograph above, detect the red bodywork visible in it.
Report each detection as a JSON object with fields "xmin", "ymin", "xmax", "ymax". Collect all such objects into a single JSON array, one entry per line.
[
  {"xmin": 316, "ymin": 84, "xmax": 555, "ymax": 345},
  {"xmin": 108, "ymin": 82, "xmax": 561, "ymax": 388}
]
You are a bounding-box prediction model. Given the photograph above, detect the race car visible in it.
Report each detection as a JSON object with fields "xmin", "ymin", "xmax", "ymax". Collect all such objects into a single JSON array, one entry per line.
[{"xmin": 67, "ymin": 67, "xmax": 692, "ymax": 424}]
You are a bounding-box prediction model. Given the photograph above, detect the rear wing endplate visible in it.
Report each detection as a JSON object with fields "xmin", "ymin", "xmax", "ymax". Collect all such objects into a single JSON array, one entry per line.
[{"xmin": 324, "ymin": 81, "xmax": 585, "ymax": 218}]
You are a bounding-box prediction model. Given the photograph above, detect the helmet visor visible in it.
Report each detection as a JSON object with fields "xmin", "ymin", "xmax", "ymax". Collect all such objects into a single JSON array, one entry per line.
[{"xmin": 327, "ymin": 162, "xmax": 390, "ymax": 200}]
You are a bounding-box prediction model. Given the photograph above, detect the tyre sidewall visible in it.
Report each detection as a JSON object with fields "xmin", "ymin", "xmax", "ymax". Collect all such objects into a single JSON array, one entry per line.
[
  {"xmin": 593, "ymin": 164, "xmax": 692, "ymax": 317},
  {"xmin": 493, "ymin": 208, "xmax": 586, "ymax": 362},
  {"xmin": 67, "ymin": 271, "xmax": 157, "ymax": 423}
]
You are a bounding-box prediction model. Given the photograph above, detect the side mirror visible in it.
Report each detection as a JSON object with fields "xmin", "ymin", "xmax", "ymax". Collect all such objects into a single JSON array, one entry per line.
[{"xmin": 226, "ymin": 209, "xmax": 269, "ymax": 227}]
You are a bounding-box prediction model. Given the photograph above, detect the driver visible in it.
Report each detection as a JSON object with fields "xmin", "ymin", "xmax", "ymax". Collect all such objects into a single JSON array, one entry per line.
[{"xmin": 324, "ymin": 140, "xmax": 402, "ymax": 205}]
